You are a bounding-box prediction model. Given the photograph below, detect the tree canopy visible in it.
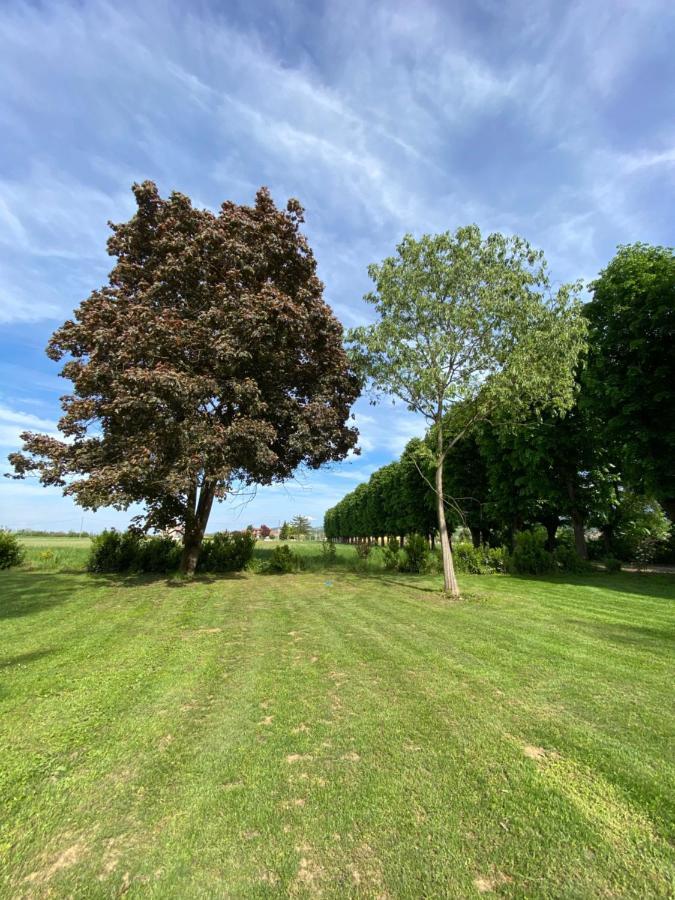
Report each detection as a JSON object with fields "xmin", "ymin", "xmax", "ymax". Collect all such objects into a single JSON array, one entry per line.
[
  {"xmin": 584, "ymin": 243, "xmax": 675, "ymax": 518},
  {"xmin": 9, "ymin": 182, "xmax": 359, "ymax": 573}
]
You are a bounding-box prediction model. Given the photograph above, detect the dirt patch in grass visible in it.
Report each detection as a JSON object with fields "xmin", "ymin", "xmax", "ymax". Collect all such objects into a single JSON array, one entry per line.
[
  {"xmin": 474, "ymin": 871, "xmax": 513, "ymax": 893},
  {"xmin": 286, "ymin": 753, "xmax": 312, "ymax": 764},
  {"xmin": 25, "ymin": 837, "xmax": 90, "ymax": 887}
]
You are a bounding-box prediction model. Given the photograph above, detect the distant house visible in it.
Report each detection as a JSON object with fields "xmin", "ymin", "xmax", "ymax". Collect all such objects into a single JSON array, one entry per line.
[{"xmin": 268, "ymin": 527, "xmax": 281, "ymax": 539}]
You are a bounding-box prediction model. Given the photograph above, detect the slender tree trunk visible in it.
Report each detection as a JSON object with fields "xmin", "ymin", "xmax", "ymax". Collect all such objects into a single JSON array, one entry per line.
[
  {"xmin": 470, "ymin": 526, "xmax": 481, "ymax": 548},
  {"xmin": 180, "ymin": 478, "xmax": 217, "ymax": 575},
  {"xmin": 435, "ymin": 454, "xmax": 459, "ymax": 596}
]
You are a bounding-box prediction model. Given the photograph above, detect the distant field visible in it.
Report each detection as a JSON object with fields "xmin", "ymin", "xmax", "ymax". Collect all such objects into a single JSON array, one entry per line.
[
  {"xmin": 18, "ymin": 535, "xmax": 377, "ymax": 574},
  {"xmin": 1, "ymin": 537, "xmax": 674, "ymax": 897}
]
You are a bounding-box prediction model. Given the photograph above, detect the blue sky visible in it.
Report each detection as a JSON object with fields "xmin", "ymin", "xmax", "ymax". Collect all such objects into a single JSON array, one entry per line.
[{"xmin": 1, "ymin": 0, "xmax": 674, "ymax": 532}]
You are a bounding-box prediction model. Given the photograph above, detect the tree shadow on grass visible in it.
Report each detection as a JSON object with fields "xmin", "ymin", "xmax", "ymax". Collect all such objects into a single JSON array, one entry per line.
[
  {"xmin": 0, "ymin": 648, "xmax": 57, "ymax": 669},
  {"xmin": 566, "ymin": 618, "xmax": 675, "ymax": 653},
  {"xmin": 0, "ymin": 574, "xmax": 75, "ymax": 620},
  {"xmin": 532, "ymin": 572, "xmax": 675, "ymax": 601},
  {"xmin": 84, "ymin": 571, "xmax": 249, "ymax": 590}
]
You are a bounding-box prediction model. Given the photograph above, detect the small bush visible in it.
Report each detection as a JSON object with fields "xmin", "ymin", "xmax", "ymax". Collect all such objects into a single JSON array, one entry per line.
[
  {"xmin": 602, "ymin": 556, "xmax": 622, "ymax": 573},
  {"xmin": 453, "ymin": 542, "xmax": 507, "ymax": 575},
  {"xmin": 355, "ymin": 541, "xmax": 372, "ymax": 560},
  {"xmin": 267, "ymin": 544, "xmax": 302, "ymax": 574},
  {"xmin": 507, "ymin": 530, "xmax": 556, "ymax": 575},
  {"xmin": 198, "ymin": 530, "xmax": 256, "ymax": 573},
  {"xmin": 135, "ymin": 536, "xmax": 182, "ymax": 573},
  {"xmin": 0, "ymin": 530, "xmax": 25, "ymax": 569},
  {"xmin": 554, "ymin": 543, "xmax": 592, "ymax": 574},
  {"xmin": 400, "ymin": 534, "xmax": 429, "ymax": 574},
  {"xmin": 87, "ymin": 529, "xmax": 140, "ymax": 573},
  {"xmin": 321, "ymin": 540, "xmax": 337, "ymax": 567},
  {"xmin": 382, "ymin": 537, "xmax": 400, "ymax": 571}
]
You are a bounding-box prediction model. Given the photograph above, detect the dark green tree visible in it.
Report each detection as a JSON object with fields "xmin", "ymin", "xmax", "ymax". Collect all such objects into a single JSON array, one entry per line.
[{"xmin": 585, "ymin": 243, "xmax": 675, "ymax": 519}]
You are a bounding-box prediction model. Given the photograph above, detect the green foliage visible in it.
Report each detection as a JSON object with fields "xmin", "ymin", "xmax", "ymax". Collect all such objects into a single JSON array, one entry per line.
[
  {"xmin": 603, "ymin": 557, "xmax": 622, "ymax": 573},
  {"xmin": 382, "ymin": 537, "xmax": 400, "ymax": 571},
  {"xmin": 135, "ymin": 536, "xmax": 183, "ymax": 573},
  {"xmin": 290, "ymin": 515, "xmax": 311, "ymax": 538},
  {"xmin": 609, "ymin": 493, "xmax": 671, "ymax": 562},
  {"xmin": 355, "ymin": 541, "xmax": 372, "ymax": 560},
  {"xmin": 585, "ymin": 244, "xmax": 675, "ymax": 514},
  {"xmin": 279, "ymin": 521, "xmax": 290, "ymax": 540},
  {"xmin": 554, "ymin": 543, "xmax": 592, "ymax": 574},
  {"xmin": 197, "ymin": 531, "xmax": 256, "ymax": 573},
  {"xmin": 266, "ymin": 544, "xmax": 302, "ymax": 574},
  {"xmin": 0, "ymin": 530, "xmax": 25, "ymax": 569},
  {"xmin": 87, "ymin": 529, "xmax": 141, "ymax": 573},
  {"xmin": 507, "ymin": 530, "xmax": 556, "ymax": 575},
  {"xmin": 453, "ymin": 542, "xmax": 507, "ymax": 575},
  {"xmin": 400, "ymin": 533, "xmax": 429, "ymax": 574},
  {"xmin": 88, "ymin": 529, "xmax": 254, "ymax": 574},
  {"xmin": 320, "ymin": 540, "xmax": 336, "ymax": 567}
]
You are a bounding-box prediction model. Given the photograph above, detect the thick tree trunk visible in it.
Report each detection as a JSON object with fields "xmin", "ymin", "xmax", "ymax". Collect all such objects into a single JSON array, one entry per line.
[
  {"xmin": 543, "ymin": 515, "xmax": 559, "ymax": 552},
  {"xmin": 570, "ymin": 509, "xmax": 587, "ymax": 559},
  {"xmin": 180, "ymin": 479, "xmax": 217, "ymax": 575},
  {"xmin": 566, "ymin": 478, "xmax": 587, "ymax": 559},
  {"xmin": 602, "ymin": 523, "xmax": 613, "ymax": 554},
  {"xmin": 470, "ymin": 526, "xmax": 481, "ymax": 548},
  {"xmin": 436, "ymin": 456, "xmax": 459, "ymax": 596}
]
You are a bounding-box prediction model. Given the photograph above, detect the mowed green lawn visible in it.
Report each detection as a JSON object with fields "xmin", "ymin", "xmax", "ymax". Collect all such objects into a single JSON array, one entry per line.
[{"xmin": 1, "ymin": 550, "xmax": 674, "ymax": 897}]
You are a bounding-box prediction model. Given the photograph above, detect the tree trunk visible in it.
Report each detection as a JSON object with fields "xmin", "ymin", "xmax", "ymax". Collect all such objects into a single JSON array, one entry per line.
[
  {"xmin": 180, "ymin": 479, "xmax": 217, "ymax": 575},
  {"xmin": 436, "ymin": 455, "xmax": 459, "ymax": 596},
  {"xmin": 470, "ymin": 526, "xmax": 481, "ymax": 548},
  {"xmin": 543, "ymin": 516, "xmax": 559, "ymax": 552},
  {"xmin": 566, "ymin": 478, "xmax": 587, "ymax": 559}
]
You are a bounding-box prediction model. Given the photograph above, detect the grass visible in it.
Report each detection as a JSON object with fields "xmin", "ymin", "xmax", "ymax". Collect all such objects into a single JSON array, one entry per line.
[{"xmin": 1, "ymin": 544, "xmax": 674, "ymax": 897}]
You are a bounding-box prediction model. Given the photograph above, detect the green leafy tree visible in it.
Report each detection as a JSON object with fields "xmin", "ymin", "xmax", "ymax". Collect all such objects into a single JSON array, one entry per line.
[
  {"xmin": 8, "ymin": 182, "xmax": 359, "ymax": 574},
  {"xmin": 279, "ymin": 521, "xmax": 291, "ymax": 541},
  {"xmin": 478, "ymin": 402, "xmax": 617, "ymax": 558},
  {"xmin": 290, "ymin": 514, "xmax": 311, "ymax": 538},
  {"xmin": 585, "ymin": 244, "xmax": 675, "ymax": 519},
  {"xmin": 348, "ymin": 226, "xmax": 586, "ymax": 594}
]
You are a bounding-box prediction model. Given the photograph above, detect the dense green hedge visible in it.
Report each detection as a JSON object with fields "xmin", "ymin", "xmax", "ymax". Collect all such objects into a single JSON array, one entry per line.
[{"xmin": 87, "ymin": 529, "xmax": 255, "ymax": 574}]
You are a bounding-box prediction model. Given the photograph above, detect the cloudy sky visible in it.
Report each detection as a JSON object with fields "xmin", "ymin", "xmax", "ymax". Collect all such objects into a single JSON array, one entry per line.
[{"xmin": 1, "ymin": 0, "xmax": 673, "ymax": 532}]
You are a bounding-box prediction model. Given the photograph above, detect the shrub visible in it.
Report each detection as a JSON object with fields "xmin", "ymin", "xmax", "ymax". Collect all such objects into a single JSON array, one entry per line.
[
  {"xmin": 382, "ymin": 537, "xmax": 400, "ymax": 571},
  {"xmin": 267, "ymin": 544, "xmax": 302, "ymax": 574},
  {"xmin": 507, "ymin": 530, "xmax": 556, "ymax": 575},
  {"xmin": 320, "ymin": 540, "xmax": 337, "ymax": 567},
  {"xmin": 400, "ymin": 533, "xmax": 429, "ymax": 574},
  {"xmin": 135, "ymin": 536, "xmax": 182, "ymax": 573},
  {"xmin": 602, "ymin": 556, "xmax": 622, "ymax": 573},
  {"xmin": 198, "ymin": 530, "xmax": 256, "ymax": 573},
  {"xmin": 87, "ymin": 529, "xmax": 140, "ymax": 573},
  {"xmin": 0, "ymin": 530, "xmax": 25, "ymax": 569},
  {"xmin": 453, "ymin": 542, "xmax": 507, "ymax": 575},
  {"xmin": 554, "ymin": 543, "xmax": 592, "ymax": 574},
  {"xmin": 355, "ymin": 541, "xmax": 372, "ymax": 560}
]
